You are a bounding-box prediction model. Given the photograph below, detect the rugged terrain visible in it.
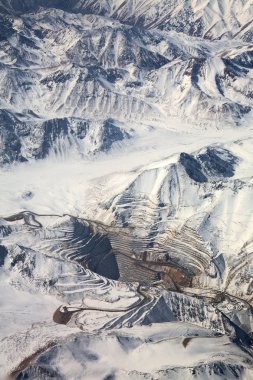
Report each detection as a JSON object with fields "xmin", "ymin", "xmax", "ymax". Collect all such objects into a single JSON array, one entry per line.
[
  {"xmin": 0, "ymin": 1, "xmax": 253, "ymax": 379},
  {"xmin": 0, "ymin": 0, "xmax": 253, "ymax": 164}
]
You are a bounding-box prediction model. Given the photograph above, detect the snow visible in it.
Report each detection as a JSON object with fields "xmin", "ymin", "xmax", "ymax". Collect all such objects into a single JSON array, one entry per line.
[
  {"xmin": 17, "ymin": 322, "xmax": 252, "ymax": 379},
  {"xmin": 0, "ymin": 100, "xmax": 253, "ymax": 380},
  {"xmin": 0, "ymin": 271, "xmax": 79, "ymax": 377},
  {"xmin": 0, "ymin": 2, "xmax": 253, "ymax": 379},
  {"xmin": 0, "ymin": 121, "xmax": 252, "ymax": 218},
  {"xmin": 0, "ymin": 272, "xmax": 60, "ymax": 340}
]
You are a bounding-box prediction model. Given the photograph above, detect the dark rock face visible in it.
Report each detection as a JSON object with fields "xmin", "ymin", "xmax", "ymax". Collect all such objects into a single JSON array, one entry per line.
[
  {"xmin": 179, "ymin": 153, "xmax": 208, "ymax": 183},
  {"xmin": 99, "ymin": 119, "xmax": 130, "ymax": 152},
  {"xmin": 89, "ymin": 248, "xmax": 120, "ymax": 280},
  {"xmin": 225, "ymin": 51, "xmax": 253, "ymax": 70},
  {"xmin": 198, "ymin": 148, "xmax": 238, "ymax": 178},
  {"xmin": 180, "ymin": 148, "xmax": 238, "ymax": 183},
  {"xmin": 0, "ymin": 111, "xmax": 133, "ymax": 164},
  {"xmin": 212, "ymin": 254, "xmax": 226, "ymax": 278},
  {"xmin": 71, "ymin": 219, "xmax": 120, "ymax": 280},
  {"xmin": 35, "ymin": 118, "xmax": 69, "ymax": 159},
  {"xmin": 0, "ymin": 113, "xmax": 89, "ymax": 164},
  {"xmin": 0, "ymin": 245, "xmax": 8, "ymax": 266},
  {"xmin": 0, "ymin": 110, "xmax": 27, "ymax": 165},
  {"xmin": 0, "ymin": 14, "xmax": 15, "ymax": 41}
]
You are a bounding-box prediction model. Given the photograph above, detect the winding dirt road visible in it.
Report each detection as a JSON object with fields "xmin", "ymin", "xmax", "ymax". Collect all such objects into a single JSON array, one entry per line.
[{"xmin": 53, "ymin": 284, "xmax": 151, "ymax": 325}]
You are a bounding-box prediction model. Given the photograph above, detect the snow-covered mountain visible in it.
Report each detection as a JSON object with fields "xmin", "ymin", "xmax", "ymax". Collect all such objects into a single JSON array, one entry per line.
[
  {"xmin": 1, "ymin": 211, "xmax": 252, "ymax": 378},
  {"xmin": 1, "ymin": 0, "xmax": 252, "ymax": 40},
  {"xmin": 0, "ymin": 0, "xmax": 252, "ymax": 163},
  {"xmin": 0, "ymin": 1, "xmax": 253, "ymax": 379}
]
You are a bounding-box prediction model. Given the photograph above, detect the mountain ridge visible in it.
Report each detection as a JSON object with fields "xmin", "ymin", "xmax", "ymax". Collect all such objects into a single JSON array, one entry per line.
[
  {"xmin": 0, "ymin": 2, "xmax": 253, "ymax": 379},
  {"xmin": 0, "ymin": 2, "xmax": 252, "ymax": 164}
]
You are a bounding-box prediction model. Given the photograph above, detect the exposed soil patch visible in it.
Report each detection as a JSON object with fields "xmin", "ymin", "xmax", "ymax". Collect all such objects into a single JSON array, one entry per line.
[{"xmin": 53, "ymin": 306, "xmax": 77, "ymax": 325}]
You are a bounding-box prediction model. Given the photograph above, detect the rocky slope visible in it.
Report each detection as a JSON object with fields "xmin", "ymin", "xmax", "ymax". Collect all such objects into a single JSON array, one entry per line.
[
  {"xmin": 0, "ymin": 1, "xmax": 252, "ymax": 164},
  {"xmin": 1, "ymin": 212, "xmax": 252, "ymax": 379},
  {"xmin": 0, "ymin": 1, "xmax": 253, "ymax": 379}
]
